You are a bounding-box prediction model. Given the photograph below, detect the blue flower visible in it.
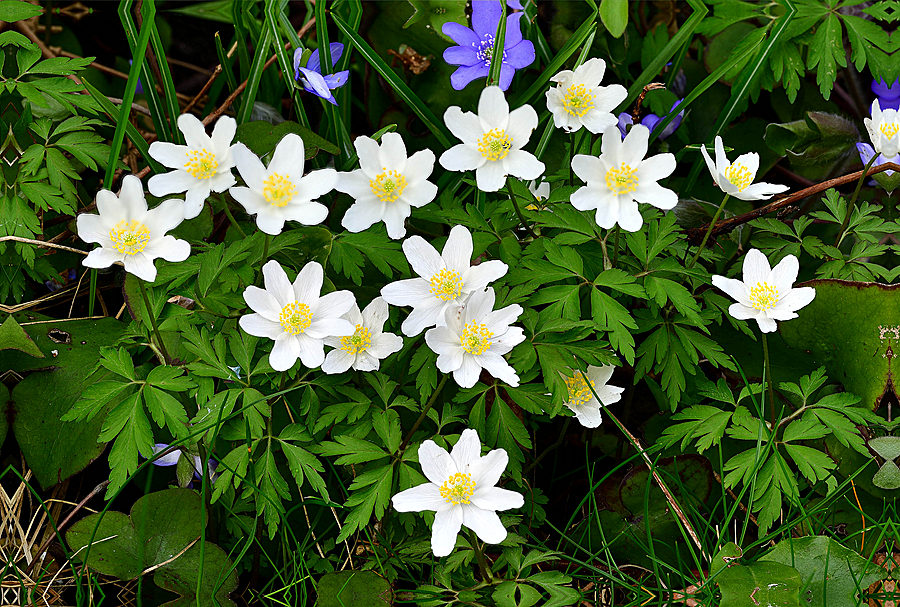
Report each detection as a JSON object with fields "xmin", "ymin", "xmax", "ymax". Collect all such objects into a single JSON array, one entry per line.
[
  {"xmin": 872, "ymin": 78, "xmax": 899, "ymax": 111},
  {"xmin": 442, "ymin": 0, "xmax": 535, "ymax": 91},
  {"xmin": 293, "ymin": 42, "xmax": 350, "ymax": 105},
  {"xmin": 618, "ymin": 99, "xmax": 684, "ymax": 140}
]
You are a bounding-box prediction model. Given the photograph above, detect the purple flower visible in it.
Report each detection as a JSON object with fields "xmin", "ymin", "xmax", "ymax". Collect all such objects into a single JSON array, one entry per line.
[
  {"xmin": 872, "ymin": 78, "xmax": 900, "ymax": 111},
  {"xmin": 617, "ymin": 99, "xmax": 684, "ymax": 140},
  {"xmin": 442, "ymin": 0, "xmax": 535, "ymax": 91},
  {"xmin": 293, "ymin": 43, "xmax": 350, "ymax": 105},
  {"xmin": 151, "ymin": 443, "xmax": 218, "ymax": 485}
]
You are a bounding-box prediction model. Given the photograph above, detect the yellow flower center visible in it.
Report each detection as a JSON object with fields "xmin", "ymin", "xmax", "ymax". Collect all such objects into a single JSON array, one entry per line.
[
  {"xmin": 605, "ymin": 163, "xmax": 639, "ymax": 195},
  {"xmin": 279, "ymin": 301, "xmax": 313, "ymax": 335},
  {"xmin": 459, "ymin": 321, "xmax": 493, "ymax": 356},
  {"xmin": 263, "ymin": 173, "xmax": 297, "ymax": 207},
  {"xmin": 370, "ymin": 170, "xmax": 407, "ymax": 203},
  {"xmin": 565, "ymin": 372, "xmax": 596, "ymax": 407},
  {"xmin": 748, "ymin": 281, "xmax": 780, "ymax": 311},
  {"xmin": 109, "ymin": 220, "xmax": 151, "ymax": 256},
  {"xmin": 340, "ymin": 324, "xmax": 372, "ymax": 354},
  {"xmin": 725, "ymin": 163, "xmax": 753, "ymax": 191},
  {"xmin": 183, "ymin": 149, "xmax": 218, "ymax": 180},
  {"xmin": 439, "ymin": 472, "xmax": 476, "ymax": 505},
  {"xmin": 563, "ymin": 83, "xmax": 595, "ymax": 117},
  {"xmin": 477, "ymin": 128, "xmax": 512, "ymax": 162},
  {"xmin": 429, "ymin": 268, "xmax": 464, "ymax": 301},
  {"xmin": 880, "ymin": 121, "xmax": 899, "ymax": 139}
]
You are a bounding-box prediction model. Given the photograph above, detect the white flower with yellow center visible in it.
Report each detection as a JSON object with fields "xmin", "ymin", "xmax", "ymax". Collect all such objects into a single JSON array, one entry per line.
[
  {"xmin": 238, "ymin": 260, "xmax": 356, "ymax": 371},
  {"xmin": 424, "ymin": 287, "xmax": 525, "ymax": 388},
  {"xmin": 545, "ymin": 58, "xmax": 627, "ymax": 134},
  {"xmin": 525, "ymin": 180, "xmax": 550, "ymax": 210},
  {"xmin": 391, "ymin": 428, "xmax": 523, "ymax": 557},
  {"xmin": 700, "ymin": 136, "xmax": 789, "ymax": 201},
  {"xmin": 570, "ymin": 124, "xmax": 677, "ymax": 231},
  {"xmin": 229, "ymin": 134, "xmax": 337, "ymax": 235},
  {"xmin": 560, "ymin": 365, "xmax": 624, "ymax": 428},
  {"xmin": 439, "ymin": 85, "xmax": 545, "ymax": 192},
  {"xmin": 148, "ymin": 114, "xmax": 238, "ymax": 219},
  {"xmin": 336, "ymin": 133, "xmax": 438, "ymax": 239},
  {"xmin": 711, "ymin": 249, "xmax": 815, "ymax": 334},
  {"xmin": 321, "ymin": 297, "xmax": 404, "ymax": 374},
  {"xmin": 381, "ymin": 225, "xmax": 508, "ymax": 336},
  {"xmin": 864, "ymin": 99, "xmax": 900, "ymax": 158},
  {"xmin": 76, "ymin": 174, "xmax": 190, "ymax": 282}
]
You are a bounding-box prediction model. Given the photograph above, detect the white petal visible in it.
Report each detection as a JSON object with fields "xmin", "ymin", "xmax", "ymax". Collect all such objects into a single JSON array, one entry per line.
[
  {"xmin": 361, "ymin": 296, "xmax": 390, "ymax": 330},
  {"xmin": 778, "ymin": 286, "xmax": 815, "ymax": 313},
  {"xmin": 504, "ymin": 150, "xmax": 544, "ymax": 181},
  {"xmin": 82, "ymin": 247, "xmax": 120, "ymax": 270},
  {"xmin": 243, "ymin": 285, "xmax": 282, "ymax": 321},
  {"xmin": 478, "ymin": 352, "xmax": 520, "ymax": 386},
  {"xmin": 269, "ymin": 335, "xmax": 301, "ymax": 371},
  {"xmin": 634, "ymin": 181, "xmax": 678, "ymax": 210},
  {"xmin": 475, "ymin": 161, "xmax": 508, "ymax": 192},
  {"xmin": 462, "ymin": 260, "xmax": 509, "ymax": 292},
  {"xmin": 404, "ymin": 236, "xmax": 445, "ymax": 279},
  {"xmin": 177, "ymin": 113, "xmax": 212, "ymax": 149},
  {"xmin": 440, "ymin": 144, "xmax": 485, "ymax": 172},
  {"xmin": 714, "ymin": 136, "xmax": 728, "ymax": 177},
  {"xmin": 444, "ymin": 106, "xmax": 483, "ymax": 144},
  {"xmin": 742, "ymin": 249, "xmax": 771, "ymax": 287},
  {"xmin": 307, "ymin": 316, "xmax": 355, "ymax": 340},
  {"xmin": 354, "ymin": 136, "xmax": 382, "ymax": 176},
  {"xmin": 118, "ymin": 175, "xmax": 147, "ymax": 219},
  {"xmin": 461, "ymin": 507, "xmax": 507, "ymax": 544},
  {"xmin": 580, "ymin": 110, "xmax": 618, "ymax": 134},
  {"xmin": 571, "ymin": 154, "xmax": 603, "ymax": 185},
  {"xmin": 122, "ymin": 253, "xmax": 157, "ymax": 282},
  {"xmin": 755, "ymin": 316, "xmax": 778, "ymax": 333},
  {"xmin": 229, "ymin": 186, "xmax": 265, "ymax": 215},
  {"xmin": 148, "ymin": 142, "xmax": 188, "ymax": 168},
  {"xmin": 736, "ymin": 181, "xmax": 789, "ymax": 201},
  {"xmin": 262, "ymin": 259, "xmax": 296, "ymax": 308},
  {"xmin": 403, "ymin": 298, "xmax": 448, "ymax": 336},
  {"xmin": 620, "ymin": 124, "xmax": 649, "ymax": 166},
  {"xmin": 76, "ymin": 214, "xmax": 109, "ymax": 244},
  {"xmin": 404, "ymin": 149, "xmax": 436, "ymax": 183},
  {"xmin": 728, "ymin": 302, "xmax": 758, "ymax": 320},
  {"xmin": 471, "ymin": 486, "xmax": 523, "ymax": 511},
  {"xmin": 478, "ymin": 86, "xmax": 509, "ymax": 131},
  {"xmin": 296, "ymin": 334, "xmax": 326, "ymax": 368},
  {"xmin": 419, "ymin": 440, "xmax": 457, "ymax": 485},
  {"xmin": 769, "ymin": 254, "xmax": 799, "ymax": 293},
  {"xmin": 368, "ymin": 332, "xmax": 403, "ymax": 358},
  {"xmin": 341, "ymin": 200, "xmax": 384, "ymax": 233},
  {"xmin": 232, "ymin": 143, "xmax": 266, "ymax": 192},
  {"xmin": 143, "ymin": 198, "xmax": 185, "ymax": 235},
  {"xmin": 453, "ymin": 355, "xmax": 482, "ymax": 388},
  {"xmin": 711, "ymin": 275, "xmax": 749, "ymax": 306},
  {"xmin": 699, "ymin": 144, "xmax": 720, "ymax": 188},
  {"xmin": 431, "ymin": 507, "xmax": 463, "ymax": 557},
  {"xmin": 149, "ymin": 235, "xmax": 190, "ymax": 262},
  {"xmin": 255, "ymin": 209, "xmax": 286, "ymax": 235},
  {"xmin": 239, "ymin": 314, "xmax": 282, "ymax": 339},
  {"xmin": 451, "ymin": 429, "xmax": 482, "ymax": 471},
  {"xmin": 441, "ymin": 225, "xmax": 473, "ymax": 274},
  {"xmin": 321, "ymin": 348, "xmax": 355, "ymax": 374},
  {"xmin": 268, "ymin": 133, "xmax": 306, "ymax": 181},
  {"xmin": 210, "ymin": 115, "xmax": 237, "ymax": 155},
  {"xmin": 381, "ymin": 278, "xmax": 431, "ymax": 306},
  {"xmin": 391, "ymin": 483, "xmax": 446, "ymax": 512},
  {"xmin": 505, "ymin": 105, "xmax": 538, "ymax": 148},
  {"xmin": 379, "ymin": 132, "xmax": 408, "ymax": 171}
]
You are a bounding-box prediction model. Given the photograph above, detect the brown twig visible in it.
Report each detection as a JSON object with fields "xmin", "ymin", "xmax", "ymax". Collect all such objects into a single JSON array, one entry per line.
[{"xmin": 15, "ymin": 19, "xmax": 81, "ymax": 85}]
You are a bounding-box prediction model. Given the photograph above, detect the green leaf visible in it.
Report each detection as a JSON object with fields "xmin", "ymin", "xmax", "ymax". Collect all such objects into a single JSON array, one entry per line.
[
  {"xmin": 806, "ymin": 15, "xmax": 846, "ymax": 99},
  {"xmin": 715, "ymin": 561, "xmax": 802, "ymax": 607},
  {"xmin": 0, "ymin": 0, "xmax": 42, "ymax": 22},
  {"xmin": 0, "ymin": 316, "xmax": 43, "ymax": 357},
  {"xmin": 599, "ymin": 0, "xmax": 628, "ymax": 38},
  {"xmin": 315, "ymin": 571, "xmax": 392, "ymax": 607},
  {"xmin": 235, "ymin": 120, "xmax": 339, "ymax": 160}
]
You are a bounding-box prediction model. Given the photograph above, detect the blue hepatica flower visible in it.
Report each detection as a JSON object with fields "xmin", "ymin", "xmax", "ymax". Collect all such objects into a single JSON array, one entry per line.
[
  {"xmin": 293, "ymin": 42, "xmax": 350, "ymax": 105},
  {"xmin": 872, "ymin": 78, "xmax": 900, "ymax": 111},
  {"xmin": 442, "ymin": 0, "xmax": 535, "ymax": 91},
  {"xmin": 618, "ymin": 99, "xmax": 684, "ymax": 140}
]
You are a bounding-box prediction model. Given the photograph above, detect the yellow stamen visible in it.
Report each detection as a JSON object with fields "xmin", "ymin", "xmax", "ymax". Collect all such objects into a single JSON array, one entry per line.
[
  {"xmin": 565, "ymin": 373, "xmax": 596, "ymax": 406},
  {"xmin": 459, "ymin": 321, "xmax": 493, "ymax": 356},
  {"xmin": 748, "ymin": 281, "xmax": 780, "ymax": 311},
  {"xmin": 279, "ymin": 301, "xmax": 313, "ymax": 335},
  {"xmin": 563, "ymin": 83, "xmax": 595, "ymax": 117},
  {"xmin": 263, "ymin": 173, "xmax": 297, "ymax": 207},
  {"xmin": 109, "ymin": 220, "xmax": 151, "ymax": 256},
  {"xmin": 477, "ymin": 128, "xmax": 512, "ymax": 162},
  {"xmin": 429, "ymin": 268, "xmax": 464, "ymax": 301},
  {"xmin": 340, "ymin": 324, "xmax": 372, "ymax": 354},
  {"xmin": 725, "ymin": 163, "xmax": 753, "ymax": 191},
  {"xmin": 605, "ymin": 163, "xmax": 639, "ymax": 195},
  {"xmin": 439, "ymin": 472, "xmax": 476, "ymax": 505},
  {"xmin": 370, "ymin": 170, "xmax": 407, "ymax": 203},
  {"xmin": 880, "ymin": 122, "xmax": 899, "ymax": 139},
  {"xmin": 184, "ymin": 149, "xmax": 218, "ymax": 180}
]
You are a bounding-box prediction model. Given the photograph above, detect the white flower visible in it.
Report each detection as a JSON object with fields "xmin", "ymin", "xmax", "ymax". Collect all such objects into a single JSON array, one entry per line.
[
  {"xmin": 336, "ymin": 133, "xmax": 438, "ymax": 239},
  {"xmin": 76, "ymin": 174, "xmax": 190, "ymax": 282},
  {"xmin": 560, "ymin": 365, "xmax": 623, "ymax": 428},
  {"xmin": 545, "ymin": 58, "xmax": 627, "ymax": 134},
  {"xmin": 864, "ymin": 99, "xmax": 900, "ymax": 158},
  {"xmin": 711, "ymin": 249, "xmax": 816, "ymax": 334},
  {"xmin": 570, "ymin": 124, "xmax": 677, "ymax": 231},
  {"xmin": 391, "ymin": 428, "xmax": 523, "ymax": 557},
  {"xmin": 381, "ymin": 225, "xmax": 508, "ymax": 336},
  {"xmin": 229, "ymin": 134, "xmax": 337, "ymax": 235},
  {"xmin": 238, "ymin": 260, "xmax": 355, "ymax": 371},
  {"xmin": 148, "ymin": 114, "xmax": 238, "ymax": 219},
  {"xmin": 425, "ymin": 287, "xmax": 524, "ymax": 388},
  {"xmin": 439, "ymin": 85, "xmax": 545, "ymax": 192},
  {"xmin": 321, "ymin": 297, "xmax": 404, "ymax": 374},
  {"xmin": 525, "ymin": 180, "xmax": 550, "ymax": 210},
  {"xmin": 700, "ymin": 136, "xmax": 789, "ymax": 201}
]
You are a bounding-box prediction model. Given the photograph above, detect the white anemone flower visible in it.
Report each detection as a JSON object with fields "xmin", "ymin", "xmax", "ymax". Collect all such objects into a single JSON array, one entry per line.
[
  {"xmin": 391, "ymin": 428, "xmax": 524, "ymax": 557},
  {"xmin": 238, "ymin": 260, "xmax": 355, "ymax": 371},
  {"xmin": 321, "ymin": 297, "xmax": 404, "ymax": 374},
  {"xmin": 148, "ymin": 114, "xmax": 238, "ymax": 219},
  {"xmin": 545, "ymin": 58, "xmax": 627, "ymax": 134},
  {"xmin": 337, "ymin": 133, "xmax": 438, "ymax": 239},
  {"xmin": 711, "ymin": 249, "xmax": 816, "ymax": 334},
  {"xmin": 425, "ymin": 287, "xmax": 525, "ymax": 388},
  {"xmin": 76, "ymin": 174, "xmax": 190, "ymax": 282},
  {"xmin": 700, "ymin": 136, "xmax": 789, "ymax": 201},
  {"xmin": 560, "ymin": 365, "xmax": 624, "ymax": 428},
  {"xmin": 439, "ymin": 85, "xmax": 545, "ymax": 192},
  {"xmin": 864, "ymin": 99, "xmax": 900, "ymax": 158},
  {"xmin": 570, "ymin": 124, "xmax": 677, "ymax": 231},
  {"xmin": 381, "ymin": 225, "xmax": 508, "ymax": 336},
  {"xmin": 525, "ymin": 180, "xmax": 549, "ymax": 210},
  {"xmin": 229, "ymin": 134, "xmax": 337, "ymax": 235}
]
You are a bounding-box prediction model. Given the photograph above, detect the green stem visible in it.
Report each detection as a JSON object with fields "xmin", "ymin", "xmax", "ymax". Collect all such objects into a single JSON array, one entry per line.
[
  {"xmin": 761, "ymin": 332, "xmax": 776, "ymax": 428},
  {"xmin": 138, "ymin": 279, "xmax": 171, "ymax": 364},
  {"xmin": 471, "ymin": 534, "xmax": 494, "ymax": 582},
  {"xmin": 398, "ymin": 375, "xmax": 448, "ymax": 453},
  {"xmin": 834, "ymin": 153, "xmax": 878, "ymax": 247},
  {"xmin": 506, "ymin": 180, "xmax": 538, "ymax": 240},
  {"xmin": 687, "ymin": 193, "xmax": 730, "ymax": 269},
  {"xmin": 221, "ymin": 196, "xmax": 246, "ymax": 238},
  {"xmin": 262, "ymin": 234, "xmax": 271, "ymax": 261}
]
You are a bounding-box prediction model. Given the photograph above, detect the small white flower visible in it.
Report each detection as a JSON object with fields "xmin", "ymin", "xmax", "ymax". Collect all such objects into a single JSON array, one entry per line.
[
  {"xmin": 560, "ymin": 365, "xmax": 623, "ymax": 428},
  {"xmin": 711, "ymin": 249, "xmax": 816, "ymax": 334},
  {"xmin": 570, "ymin": 124, "xmax": 677, "ymax": 231},
  {"xmin": 391, "ymin": 428, "xmax": 523, "ymax": 557},
  {"xmin": 525, "ymin": 180, "xmax": 550, "ymax": 210},
  {"xmin": 148, "ymin": 114, "xmax": 238, "ymax": 219},
  {"xmin": 439, "ymin": 85, "xmax": 545, "ymax": 192},
  {"xmin": 76, "ymin": 174, "xmax": 190, "ymax": 282},
  {"xmin": 381, "ymin": 225, "xmax": 508, "ymax": 336},
  {"xmin": 336, "ymin": 133, "xmax": 438, "ymax": 239},
  {"xmin": 239, "ymin": 260, "xmax": 355, "ymax": 371},
  {"xmin": 700, "ymin": 136, "xmax": 789, "ymax": 201},
  {"xmin": 425, "ymin": 287, "xmax": 524, "ymax": 388},
  {"xmin": 322, "ymin": 297, "xmax": 404, "ymax": 374},
  {"xmin": 864, "ymin": 99, "xmax": 900, "ymax": 158},
  {"xmin": 545, "ymin": 58, "xmax": 627, "ymax": 134},
  {"xmin": 229, "ymin": 134, "xmax": 337, "ymax": 235}
]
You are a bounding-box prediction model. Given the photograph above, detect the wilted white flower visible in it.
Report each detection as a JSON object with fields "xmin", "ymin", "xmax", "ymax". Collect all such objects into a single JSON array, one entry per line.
[
  {"xmin": 545, "ymin": 58, "xmax": 627, "ymax": 134},
  {"xmin": 238, "ymin": 260, "xmax": 355, "ymax": 370},
  {"xmin": 700, "ymin": 136, "xmax": 788, "ymax": 201},
  {"xmin": 439, "ymin": 85, "xmax": 544, "ymax": 192},
  {"xmin": 711, "ymin": 249, "xmax": 815, "ymax": 333},
  {"xmin": 76, "ymin": 174, "xmax": 190, "ymax": 282},
  {"xmin": 391, "ymin": 428, "xmax": 523, "ymax": 557},
  {"xmin": 322, "ymin": 297, "xmax": 404, "ymax": 373},
  {"xmin": 864, "ymin": 99, "xmax": 900, "ymax": 158},
  {"xmin": 570, "ymin": 124, "xmax": 677, "ymax": 231},
  {"xmin": 561, "ymin": 365, "xmax": 623, "ymax": 428},
  {"xmin": 148, "ymin": 114, "xmax": 238, "ymax": 219}
]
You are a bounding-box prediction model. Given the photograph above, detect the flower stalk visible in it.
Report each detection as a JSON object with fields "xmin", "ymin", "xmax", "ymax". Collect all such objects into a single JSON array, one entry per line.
[
  {"xmin": 138, "ymin": 279, "xmax": 171, "ymax": 364},
  {"xmin": 687, "ymin": 193, "xmax": 729, "ymax": 269}
]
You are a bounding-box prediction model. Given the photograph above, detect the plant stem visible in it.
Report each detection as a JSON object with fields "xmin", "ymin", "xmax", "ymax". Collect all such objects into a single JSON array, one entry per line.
[
  {"xmin": 834, "ymin": 152, "xmax": 878, "ymax": 247},
  {"xmin": 138, "ymin": 279, "xmax": 171, "ymax": 364},
  {"xmin": 221, "ymin": 196, "xmax": 246, "ymax": 237},
  {"xmin": 262, "ymin": 234, "xmax": 271, "ymax": 260},
  {"xmin": 761, "ymin": 332, "xmax": 776, "ymax": 428},
  {"xmin": 506, "ymin": 180, "xmax": 538, "ymax": 240},
  {"xmin": 471, "ymin": 534, "xmax": 493, "ymax": 582},
  {"xmin": 687, "ymin": 193, "xmax": 730, "ymax": 268},
  {"xmin": 399, "ymin": 375, "xmax": 448, "ymax": 453}
]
